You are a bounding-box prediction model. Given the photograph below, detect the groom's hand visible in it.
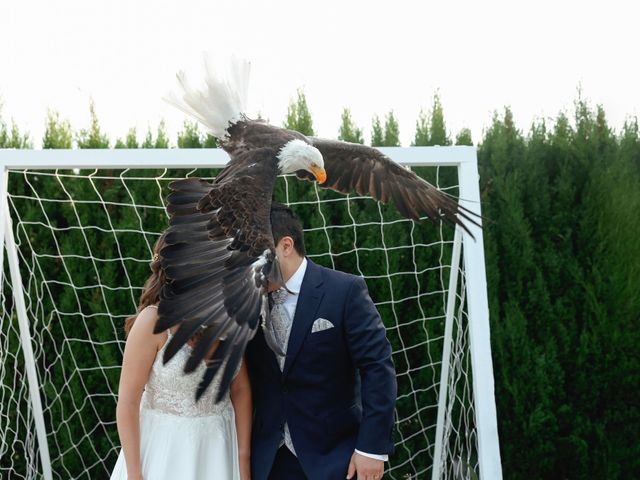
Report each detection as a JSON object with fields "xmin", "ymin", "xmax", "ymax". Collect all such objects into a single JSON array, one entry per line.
[{"xmin": 346, "ymin": 452, "xmax": 384, "ymax": 480}]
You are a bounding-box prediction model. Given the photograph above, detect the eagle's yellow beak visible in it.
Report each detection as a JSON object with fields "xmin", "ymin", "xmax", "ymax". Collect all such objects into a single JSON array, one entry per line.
[{"xmin": 311, "ymin": 166, "xmax": 327, "ymax": 184}]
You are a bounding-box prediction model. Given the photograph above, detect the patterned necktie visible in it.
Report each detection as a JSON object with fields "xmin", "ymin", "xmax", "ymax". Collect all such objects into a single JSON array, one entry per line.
[
  {"xmin": 269, "ymin": 288, "xmax": 297, "ymax": 455},
  {"xmin": 270, "ymin": 288, "xmax": 291, "ymax": 370}
]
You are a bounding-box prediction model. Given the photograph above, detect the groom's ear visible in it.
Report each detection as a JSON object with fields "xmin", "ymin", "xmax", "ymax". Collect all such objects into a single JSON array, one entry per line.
[
  {"xmin": 281, "ymin": 236, "xmax": 295, "ymax": 256},
  {"xmin": 276, "ymin": 236, "xmax": 295, "ymax": 257}
]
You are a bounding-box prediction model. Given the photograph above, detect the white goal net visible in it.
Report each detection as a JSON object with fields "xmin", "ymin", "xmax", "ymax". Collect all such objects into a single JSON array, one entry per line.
[{"xmin": 0, "ymin": 147, "xmax": 501, "ymax": 480}]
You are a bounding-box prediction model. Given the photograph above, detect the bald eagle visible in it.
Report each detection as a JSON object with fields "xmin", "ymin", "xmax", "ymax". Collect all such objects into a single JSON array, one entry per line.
[{"xmin": 154, "ymin": 59, "xmax": 480, "ymax": 401}]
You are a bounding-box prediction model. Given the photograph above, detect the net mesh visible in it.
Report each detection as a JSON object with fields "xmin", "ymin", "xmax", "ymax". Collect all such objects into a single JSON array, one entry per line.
[{"xmin": 1, "ymin": 163, "xmax": 478, "ymax": 479}]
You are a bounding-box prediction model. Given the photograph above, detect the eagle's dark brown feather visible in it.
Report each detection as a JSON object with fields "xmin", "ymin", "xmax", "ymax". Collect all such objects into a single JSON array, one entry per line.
[
  {"xmin": 156, "ymin": 150, "xmax": 281, "ymax": 402},
  {"xmin": 300, "ymin": 137, "xmax": 480, "ymax": 236}
]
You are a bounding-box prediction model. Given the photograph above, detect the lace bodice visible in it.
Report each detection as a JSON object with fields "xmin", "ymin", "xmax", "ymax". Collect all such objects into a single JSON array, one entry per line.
[{"xmin": 141, "ymin": 322, "xmax": 234, "ymax": 418}]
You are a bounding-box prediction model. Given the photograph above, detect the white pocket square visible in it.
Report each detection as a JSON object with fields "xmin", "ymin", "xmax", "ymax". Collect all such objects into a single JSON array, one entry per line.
[{"xmin": 311, "ymin": 318, "xmax": 334, "ymax": 333}]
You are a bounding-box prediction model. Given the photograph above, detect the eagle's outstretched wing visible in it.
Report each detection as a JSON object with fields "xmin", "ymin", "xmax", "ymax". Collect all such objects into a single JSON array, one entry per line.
[
  {"xmin": 155, "ymin": 147, "xmax": 282, "ymax": 401},
  {"xmin": 299, "ymin": 138, "xmax": 480, "ymax": 236}
]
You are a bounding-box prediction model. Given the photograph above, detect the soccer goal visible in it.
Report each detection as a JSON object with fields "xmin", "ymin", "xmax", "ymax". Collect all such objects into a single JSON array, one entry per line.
[{"xmin": 0, "ymin": 147, "xmax": 502, "ymax": 480}]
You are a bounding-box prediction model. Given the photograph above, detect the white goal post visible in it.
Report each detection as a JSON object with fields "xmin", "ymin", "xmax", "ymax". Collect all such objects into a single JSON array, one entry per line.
[{"xmin": 0, "ymin": 147, "xmax": 502, "ymax": 480}]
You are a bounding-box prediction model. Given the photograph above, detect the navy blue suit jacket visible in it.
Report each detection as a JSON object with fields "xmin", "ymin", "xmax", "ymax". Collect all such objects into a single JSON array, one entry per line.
[{"xmin": 246, "ymin": 259, "xmax": 397, "ymax": 480}]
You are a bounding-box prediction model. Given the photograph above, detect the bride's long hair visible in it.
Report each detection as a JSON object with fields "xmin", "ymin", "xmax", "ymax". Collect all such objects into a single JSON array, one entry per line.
[{"xmin": 124, "ymin": 232, "xmax": 167, "ymax": 337}]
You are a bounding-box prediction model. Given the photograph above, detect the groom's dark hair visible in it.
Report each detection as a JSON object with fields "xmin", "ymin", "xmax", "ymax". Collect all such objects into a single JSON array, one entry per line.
[{"xmin": 270, "ymin": 202, "xmax": 306, "ymax": 257}]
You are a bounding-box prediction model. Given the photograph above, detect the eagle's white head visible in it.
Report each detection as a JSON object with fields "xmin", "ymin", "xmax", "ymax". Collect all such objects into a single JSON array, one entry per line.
[{"xmin": 277, "ymin": 139, "xmax": 327, "ymax": 184}]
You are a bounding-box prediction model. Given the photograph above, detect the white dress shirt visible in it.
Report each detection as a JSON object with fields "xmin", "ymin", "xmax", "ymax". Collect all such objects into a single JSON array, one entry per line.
[{"xmin": 279, "ymin": 258, "xmax": 388, "ymax": 462}]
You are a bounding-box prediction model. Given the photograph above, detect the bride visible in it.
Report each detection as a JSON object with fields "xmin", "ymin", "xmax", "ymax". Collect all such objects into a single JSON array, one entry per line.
[{"xmin": 110, "ymin": 234, "xmax": 252, "ymax": 480}]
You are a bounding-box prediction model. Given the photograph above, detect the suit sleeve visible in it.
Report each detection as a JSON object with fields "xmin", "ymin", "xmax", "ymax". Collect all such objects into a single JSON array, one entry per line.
[{"xmin": 343, "ymin": 276, "xmax": 397, "ymax": 455}]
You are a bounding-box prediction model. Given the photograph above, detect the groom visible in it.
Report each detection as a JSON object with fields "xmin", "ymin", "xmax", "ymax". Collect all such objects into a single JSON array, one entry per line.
[{"xmin": 245, "ymin": 203, "xmax": 397, "ymax": 480}]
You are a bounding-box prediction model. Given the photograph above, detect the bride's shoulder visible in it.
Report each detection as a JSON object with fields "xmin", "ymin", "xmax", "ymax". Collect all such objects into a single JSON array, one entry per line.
[
  {"xmin": 139, "ymin": 303, "xmax": 159, "ymax": 318},
  {"xmin": 127, "ymin": 305, "xmax": 164, "ymax": 347},
  {"xmin": 141, "ymin": 305, "xmax": 162, "ymax": 332}
]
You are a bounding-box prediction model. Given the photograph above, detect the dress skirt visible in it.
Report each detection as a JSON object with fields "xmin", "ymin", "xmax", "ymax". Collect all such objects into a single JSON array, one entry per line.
[{"xmin": 110, "ymin": 407, "xmax": 240, "ymax": 480}]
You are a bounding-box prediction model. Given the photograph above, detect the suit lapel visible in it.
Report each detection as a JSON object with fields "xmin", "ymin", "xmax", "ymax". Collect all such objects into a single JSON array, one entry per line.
[{"xmin": 283, "ymin": 259, "xmax": 324, "ymax": 378}]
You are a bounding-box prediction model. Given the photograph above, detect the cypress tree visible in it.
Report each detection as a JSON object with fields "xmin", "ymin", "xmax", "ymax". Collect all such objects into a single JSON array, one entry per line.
[
  {"xmin": 599, "ymin": 117, "xmax": 640, "ymax": 477},
  {"xmin": 115, "ymin": 128, "xmax": 139, "ymax": 149},
  {"xmin": 570, "ymin": 104, "xmax": 639, "ymax": 478},
  {"xmin": 383, "ymin": 111, "xmax": 400, "ymax": 147},
  {"xmin": 413, "ymin": 109, "xmax": 429, "ymax": 146},
  {"xmin": 204, "ymin": 134, "xmax": 218, "ymax": 148},
  {"xmin": 177, "ymin": 120, "xmax": 203, "ymax": 148},
  {"xmin": 76, "ymin": 100, "xmax": 109, "ymax": 148},
  {"xmin": 426, "ymin": 94, "xmax": 450, "ymax": 146},
  {"xmin": 476, "ymin": 100, "xmax": 640, "ymax": 479},
  {"xmin": 0, "ymin": 101, "xmax": 31, "ymax": 148},
  {"xmin": 371, "ymin": 115, "xmax": 384, "ymax": 146},
  {"xmin": 455, "ymin": 128, "xmax": 473, "ymax": 146},
  {"xmin": 284, "ymin": 89, "xmax": 314, "ymax": 136},
  {"xmin": 142, "ymin": 120, "xmax": 169, "ymax": 148},
  {"xmin": 478, "ymin": 108, "xmax": 562, "ymax": 479},
  {"xmin": 0, "ymin": 120, "xmax": 31, "ymax": 148},
  {"xmin": 43, "ymin": 111, "xmax": 72, "ymax": 149},
  {"xmin": 337, "ymin": 108, "xmax": 364, "ymax": 144},
  {"xmin": 413, "ymin": 95, "xmax": 451, "ymax": 147}
]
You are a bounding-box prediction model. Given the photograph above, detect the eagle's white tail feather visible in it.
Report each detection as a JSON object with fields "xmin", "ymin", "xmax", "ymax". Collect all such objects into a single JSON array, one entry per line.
[{"xmin": 164, "ymin": 56, "xmax": 250, "ymax": 140}]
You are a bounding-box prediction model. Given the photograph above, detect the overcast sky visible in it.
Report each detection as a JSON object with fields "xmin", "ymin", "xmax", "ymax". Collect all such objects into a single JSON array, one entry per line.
[{"xmin": 1, "ymin": 0, "xmax": 638, "ymax": 148}]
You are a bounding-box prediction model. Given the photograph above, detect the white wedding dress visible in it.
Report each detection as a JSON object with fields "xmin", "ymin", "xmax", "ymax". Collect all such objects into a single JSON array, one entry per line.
[{"xmin": 110, "ymin": 327, "xmax": 240, "ymax": 479}]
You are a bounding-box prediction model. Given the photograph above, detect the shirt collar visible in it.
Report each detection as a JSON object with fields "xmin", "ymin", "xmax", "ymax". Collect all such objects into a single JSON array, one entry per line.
[{"xmin": 285, "ymin": 257, "xmax": 307, "ymax": 295}]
